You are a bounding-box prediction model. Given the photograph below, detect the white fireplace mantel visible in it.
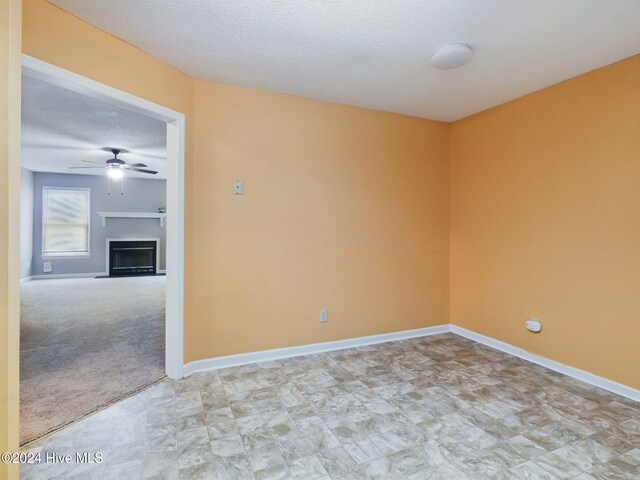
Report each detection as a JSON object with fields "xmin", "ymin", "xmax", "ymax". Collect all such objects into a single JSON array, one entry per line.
[{"xmin": 96, "ymin": 211, "xmax": 167, "ymax": 227}]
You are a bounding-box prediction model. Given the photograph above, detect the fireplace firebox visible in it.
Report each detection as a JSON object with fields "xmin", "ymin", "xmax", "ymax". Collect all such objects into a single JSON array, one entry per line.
[{"xmin": 109, "ymin": 240, "xmax": 157, "ymax": 276}]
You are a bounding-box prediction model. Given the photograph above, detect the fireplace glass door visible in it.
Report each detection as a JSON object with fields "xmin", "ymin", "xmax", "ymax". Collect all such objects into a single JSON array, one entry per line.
[{"xmin": 109, "ymin": 240, "xmax": 157, "ymax": 276}]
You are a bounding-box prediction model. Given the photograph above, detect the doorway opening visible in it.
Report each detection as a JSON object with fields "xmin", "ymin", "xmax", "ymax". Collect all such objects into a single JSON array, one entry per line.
[{"xmin": 19, "ymin": 56, "xmax": 185, "ymax": 445}]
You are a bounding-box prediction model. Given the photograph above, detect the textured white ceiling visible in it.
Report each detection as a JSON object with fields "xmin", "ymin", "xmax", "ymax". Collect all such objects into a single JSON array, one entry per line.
[
  {"xmin": 50, "ymin": 0, "xmax": 639, "ymax": 121},
  {"xmin": 22, "ymin": 75, "xmax": 167, "ymax": 178}
]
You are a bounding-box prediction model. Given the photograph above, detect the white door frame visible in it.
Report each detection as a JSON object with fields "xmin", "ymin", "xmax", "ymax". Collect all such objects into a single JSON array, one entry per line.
[{"xmin": 21, "ymin": 55, "xmax": 186, "ymax": 378}]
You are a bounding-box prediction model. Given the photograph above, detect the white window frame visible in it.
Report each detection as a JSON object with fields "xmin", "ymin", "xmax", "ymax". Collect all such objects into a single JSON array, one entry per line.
[{"xmin": 41, "ymin": 186, "xmax": 91, "ymax": 258}]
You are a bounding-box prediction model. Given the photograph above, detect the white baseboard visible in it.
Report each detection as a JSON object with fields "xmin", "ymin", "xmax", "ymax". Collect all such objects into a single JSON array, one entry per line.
[
  {"xmin": 183, "ymin": 324, "xmax": 450, "ymax": 376},
  {"xmin": 29, "ymin": 272, "xmax": 107, "ymax": 280},
  {"xmin": 450, "ymin": 325, "xmax": 640, "ymax": 403},
  {"xmin": 182, "ymin": 322, "xmax": 639, "ymax": 403},
  {"xmin": 20, "ymin": 276, "xmax": 33, "ymax": 284},
  {"xmin": 450, "ymin": 325, "xmax": 523, "ymax": 357}
]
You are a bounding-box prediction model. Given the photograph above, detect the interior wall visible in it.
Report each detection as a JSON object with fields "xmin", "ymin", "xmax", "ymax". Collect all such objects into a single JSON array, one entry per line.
[
  {"xmin": 19, "ymin": 167, "xmax": 33, "ymax": 279},
  {"xmin": 1, "ymin": 0, "xmax": 21, "ymax": 477},
  {"xmin": 31, "ymin": 173, "xmax": 167, "ymax": 276},
  {"xmin": 189, "ymin": 79, "xmax": 450, "ymax": 361},
  {"xmin": 450, "ymin": 55, "xmax": 640, "ymax": 390}
]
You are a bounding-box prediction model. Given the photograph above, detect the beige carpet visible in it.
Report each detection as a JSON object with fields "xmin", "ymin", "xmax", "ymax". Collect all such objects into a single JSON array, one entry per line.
[{"xmin": 20, "ymin": 276, "xmax": 165, "ymax": 445}]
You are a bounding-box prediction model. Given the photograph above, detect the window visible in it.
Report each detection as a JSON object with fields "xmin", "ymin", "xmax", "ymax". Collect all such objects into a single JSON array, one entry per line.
[{"xmin": 42, "ymin": 187, "xmax": 90, "ymax": 257}]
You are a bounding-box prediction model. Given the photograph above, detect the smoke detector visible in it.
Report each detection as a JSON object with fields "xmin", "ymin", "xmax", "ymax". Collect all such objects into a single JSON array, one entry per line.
[{"xmin": 431, "ymin": 44, "xmax": 473, "ymax": 70}]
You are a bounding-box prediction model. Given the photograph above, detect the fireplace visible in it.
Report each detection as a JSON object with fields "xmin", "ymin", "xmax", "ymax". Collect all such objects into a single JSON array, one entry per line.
[{"xmin": 108, "ymin": 240, "xmax": 157, "ymax": 276}]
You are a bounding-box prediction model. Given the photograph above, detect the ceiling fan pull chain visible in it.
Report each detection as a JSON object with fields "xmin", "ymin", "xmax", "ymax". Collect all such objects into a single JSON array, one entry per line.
[
  {"xmin": 107, "ymin": 175, "xmax": 111, "ymax": 196},
  {"xmin": 121, "ymin": 175, "xmax": 124, "ymax": 196}
]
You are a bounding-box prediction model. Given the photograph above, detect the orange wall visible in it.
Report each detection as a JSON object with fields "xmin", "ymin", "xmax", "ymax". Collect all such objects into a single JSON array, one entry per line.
[
  {"xmin": 450, "ymin": 55, "xmax": 640, "ymax": 389},
  {"xmin": 189, "ymin": 80, "xmax": 450, "ymax": 361}
]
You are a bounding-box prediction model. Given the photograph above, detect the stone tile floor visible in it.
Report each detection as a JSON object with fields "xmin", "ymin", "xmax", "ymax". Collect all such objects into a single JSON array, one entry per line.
[{"xmin": 19, "ymin": 333, "xmax": 640, "ymax": 479}]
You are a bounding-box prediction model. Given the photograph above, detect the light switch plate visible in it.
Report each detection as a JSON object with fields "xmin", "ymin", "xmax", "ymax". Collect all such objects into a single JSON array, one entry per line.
[{"xmin": 233, "ymin": 179, "xmax": 243, "ymax": 195}]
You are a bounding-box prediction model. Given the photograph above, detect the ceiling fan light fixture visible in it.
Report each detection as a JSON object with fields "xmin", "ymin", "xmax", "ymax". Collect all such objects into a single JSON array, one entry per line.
[
  {"xmin": 431, "ymin": 44, "xmax": 473, "ymax": 70},
  {"xmin": 108, "ymin": 168, "xmax": 124, "ymax": 180}
]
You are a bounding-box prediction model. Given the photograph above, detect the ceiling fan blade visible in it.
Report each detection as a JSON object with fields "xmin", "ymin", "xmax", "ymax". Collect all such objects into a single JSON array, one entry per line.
[
  {"xmin": 128, "ymin": 168, "xmax": 158, "ymax": 175},
  {"xmin": 81, "ymin": 159, "xmax": 106, "ymax": 165},
  {"xmin": 127, "ymin": 163, "xmax": 148, "ymax": 168},
  {"xmin": 68, "ymin": 166, "xmax": 105, "ymax": 169}
]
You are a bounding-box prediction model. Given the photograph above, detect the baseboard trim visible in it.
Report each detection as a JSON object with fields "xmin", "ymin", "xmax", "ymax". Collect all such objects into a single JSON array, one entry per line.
[
  {"xmin": 27, "ymin": 271, "xmax": 166, "ymax": 282},
  {"xmin": 181, "ymin": 322, "xmax": 639, "ymax": 403},
  {"xmin": 183, "ymin": 324, "xmax": 450, "ymax": 376},
  {"xmin": 450, "ymin": 325, "xmax": 640, "ymax": 403},
  {"xmin": 29, "ymin": 272, "xmax": 107, "ymax": 280},
  {"xmin": 450, "ymin": 325, "xmax": 523, "ymax": 357}
]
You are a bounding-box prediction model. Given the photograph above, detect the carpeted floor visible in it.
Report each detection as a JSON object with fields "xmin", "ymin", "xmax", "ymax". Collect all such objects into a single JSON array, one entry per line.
[{"xmin": 20, "ymin": 275, "xmax": 165, "ymax": 445}]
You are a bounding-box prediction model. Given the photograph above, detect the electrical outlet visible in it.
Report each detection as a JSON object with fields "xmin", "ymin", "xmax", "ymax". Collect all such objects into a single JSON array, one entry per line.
[
  {"xmin": 320, "ymin": 308, "xmax": 328, "ymax": 323},
  {"xmin": 233, "ymin": 179, "xmax": 243, "ymax": 195},
  {"xmin": 526, "ymin": 317, "xmax": 542, "ymax": 333},
  {"xmin": 43, "ymin": 261, "xmax": 52, "ymax": 273}
]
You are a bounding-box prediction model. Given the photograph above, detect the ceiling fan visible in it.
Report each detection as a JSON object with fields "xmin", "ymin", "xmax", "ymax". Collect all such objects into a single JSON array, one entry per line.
[
  {"xmin": 68, "ymin": 148, "xmax": 158, "ymax": 195},
  {"xmin": 68, "ymin": 148, "xmax": 158, "ymax": 178}
]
